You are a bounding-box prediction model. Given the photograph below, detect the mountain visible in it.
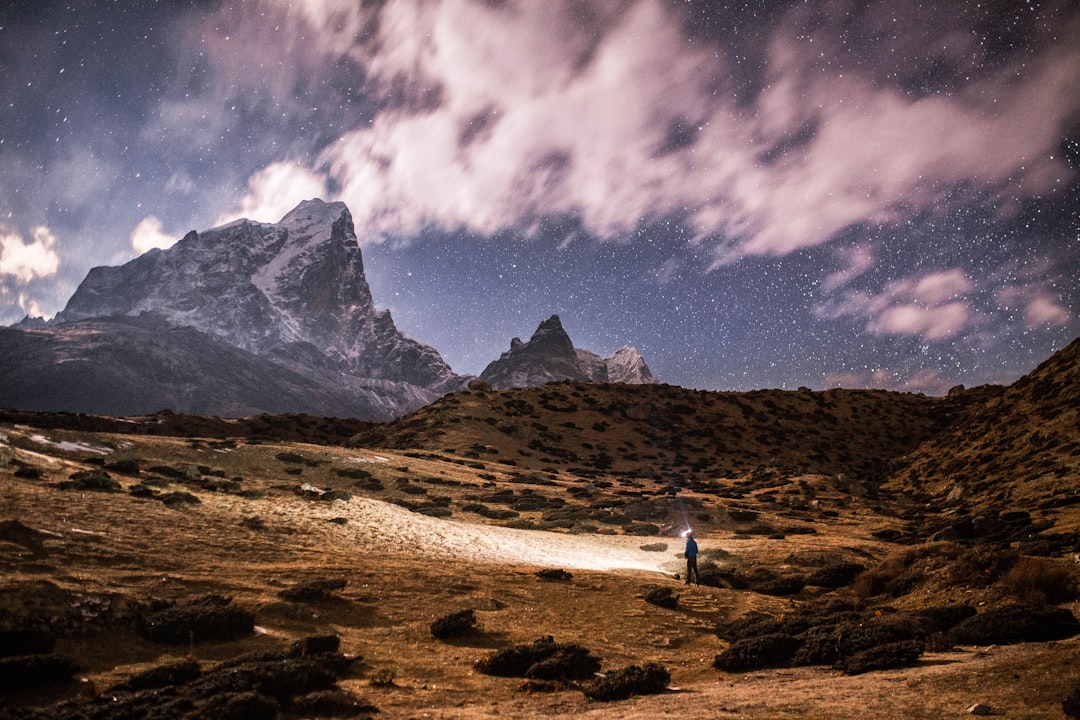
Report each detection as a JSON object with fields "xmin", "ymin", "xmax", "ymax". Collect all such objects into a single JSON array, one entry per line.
[
  {"xmin": 1, "ymin": 202, "xmax": 659, "ymax": 419},
  {"xmin": 479, "ymin": 315, "xmax": 658, "ymax": 389},
  {"xmin": 2, "ymin": 200, "xmax": 465, "ymax": 420}
]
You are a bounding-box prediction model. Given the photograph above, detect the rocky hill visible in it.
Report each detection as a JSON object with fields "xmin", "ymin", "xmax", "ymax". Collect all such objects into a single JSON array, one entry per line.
[{"xmin": 1, "ymin": 337, "xmax": 1078, "ymax": 719}]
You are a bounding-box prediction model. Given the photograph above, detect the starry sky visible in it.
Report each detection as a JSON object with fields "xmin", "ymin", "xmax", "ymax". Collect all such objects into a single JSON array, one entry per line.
[{"xmin": 1, "ymin": 0, "xmax": 1078, "ymax": 394}]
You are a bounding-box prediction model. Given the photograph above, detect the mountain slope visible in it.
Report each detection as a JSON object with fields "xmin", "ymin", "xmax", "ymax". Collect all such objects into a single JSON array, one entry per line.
[
  {"xmin": 884, "ymin": 337, "xmax": 1080, "ymax": 516},
  {"xmin": 0, "ymin": 316, "xmax": 403, "ymax": 418},
  {"xmin": 53, "ymin": 200, "xmax": 456, "ymax": 388},
  {"xmin": 351, "ymin": 380, "xmax": 947, "ymax": 484}
]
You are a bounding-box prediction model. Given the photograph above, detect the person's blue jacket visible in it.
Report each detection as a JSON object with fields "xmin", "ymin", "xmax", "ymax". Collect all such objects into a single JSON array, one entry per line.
[{"xmin": 685, "ymin": 536, "xmax": 698, "ymax": 558}]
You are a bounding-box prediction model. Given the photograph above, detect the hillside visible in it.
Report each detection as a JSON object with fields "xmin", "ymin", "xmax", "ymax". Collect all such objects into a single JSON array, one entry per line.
[
  {"xmin": 350, "ymin": 381, "xmax": 953, "ymax": 486},
  {"xmin": 882, "ymin": 337, "xmax": 1080, "ymax": 542}
]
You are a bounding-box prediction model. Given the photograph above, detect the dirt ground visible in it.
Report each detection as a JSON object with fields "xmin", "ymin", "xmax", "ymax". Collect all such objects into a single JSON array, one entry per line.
[{"xmin": 2, "ymin": 425, "xmax": 1078, "ymax": 719}]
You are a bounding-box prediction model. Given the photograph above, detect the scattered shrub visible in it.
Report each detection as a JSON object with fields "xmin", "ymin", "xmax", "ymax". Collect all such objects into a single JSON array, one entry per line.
[
  {"xmin": 138, "ymin": 594, "xmax": 254, "ymax": 644},
  {"xmin": 1001, "ymin": 556, "xmax": 1079, "ymax": 605},
  {"xmin": 586, "ymin": 662, "xmax": 670, "ymax": 701},
  {"xmin": 536, "ymin": 569, "xmax": 573, "ymax": 582},
  {"xmin": 430, "ymin": 609, "xmax": 478, "ymax": 640},
  {"xmin": 834, "ymin": 639, "xmax": 924, "ymax": 675},
  {"xmin": 0, "ymin": 654, "xmax": 80, "ymax": 692},
  {"xmin": 947, "ymin": 605, "xmax": 1080, "ymax": 646},
  {"xmin": 474, "ymin": 636, "xmax": 600, "ymax": 681},
  {"xmin": 713, "ymin": 633, "xmax": 802, "ymax": 672},
  {"xmin": 279, "ymin": 579, "xmax": 347, "ymax": 602},
  {"xmin": 58, "ymin": 468, "xmax": 121, "ymax": 492},
  {"xmin": 643, "ymin": 587, "xmax": 679, "ymax": 610}
]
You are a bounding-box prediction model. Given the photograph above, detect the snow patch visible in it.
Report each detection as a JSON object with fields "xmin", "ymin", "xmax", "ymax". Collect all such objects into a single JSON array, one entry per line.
[{"xmin": 29, "ymin": 434, "xmax": 110, "ymax": 455}]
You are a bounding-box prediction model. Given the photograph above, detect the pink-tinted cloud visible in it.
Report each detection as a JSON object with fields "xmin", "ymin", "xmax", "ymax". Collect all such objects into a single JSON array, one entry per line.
[
  {"xmin": 130, "ymin": 217, "xmax": 179, "ymax": 255},
  {"xmin": 216, "ymin": 162, "xmax": 328, "ymax": 226},
  {"xmin": 0, "ymin": 225, "xmax": 60, "ymax": 283},
  {"xmin": 816, "ymin": 268, "xmax": 976, "ymax": 341},
  {"xmin": 219, "ymin": 0, "xmax": 1080, "ymax": 264},
  {"xmin": 823, "ymin": 243, "xmax": 876, "ymax": 292},
  {"xmin": 998, "ymin": 285, "xmax": 1071, "ymax": 329}
]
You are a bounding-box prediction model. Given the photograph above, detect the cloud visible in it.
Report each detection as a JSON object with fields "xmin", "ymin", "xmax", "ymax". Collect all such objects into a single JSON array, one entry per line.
[
  {"xmin": 998, "ymin": 285, "xmax": 1071, "ymax": 329},
  {"xmin": 216, "ymin": 161, "xmax": 329, "ymax": 225},
  {"xmin": 218, "ymin": 0, "xmax": 1080, "ymax": 264},
  {"xmin": 823, "ymin": 243, "xmax": 876, "ymax": 293},
  {"xmin": 1024, "ymin": 294, "xmax": 1071, "ymax": 328},
  {"xmin": 816, "ymin": 268, "xmax": 976, "ymax": 341},
  {"xmin": 130, "ymin": 217, "xmax": 179, "ymax": 255},
  {"xmin": 0, "ymin": 225, "xmax": 61, "ymax": 282}
]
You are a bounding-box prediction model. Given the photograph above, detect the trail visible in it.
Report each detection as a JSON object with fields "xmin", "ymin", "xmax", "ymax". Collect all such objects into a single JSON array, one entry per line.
[{"xmin": 292, "ymin": 495, "xmax": 679, "ymax": 575}]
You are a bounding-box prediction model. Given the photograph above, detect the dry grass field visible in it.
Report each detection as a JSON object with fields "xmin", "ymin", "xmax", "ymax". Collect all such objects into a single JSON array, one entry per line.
[{"xmin": 1, "ymin": 338, "xmax": 1079, "ymax": 719}]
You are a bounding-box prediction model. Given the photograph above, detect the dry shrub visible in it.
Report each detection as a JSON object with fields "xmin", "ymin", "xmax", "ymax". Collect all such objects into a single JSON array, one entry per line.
[
  {"xmin": 430, "ymin": 609, "xmax": 478, "ymax": 640},
  {"xmin": 948, "ymin": 605, "xmax": 1080, "ymax": 646},
  {"xmin": 834, "ymin": 639, "xmax": 924, "ymax": 675},
  {"xmin": 1001, "ymin": 556, "xmax": 1079, "ymax": 605},
  {"xmin": 713, "ymin": 633, "xmax": 802, "ymax": 672},
  {"xmin": 643, "ymin": 587, "xmax": 679, "ymax": 609},
  {"xmin": 586, "ymin": 663, "xmax": 670, "ymax": 701},
  {"xmin": 951, "ymin": 544, "xmax": 1019, "ymax": 587},
  {"xmin": 475, "ymin": 636, "xmax": 600, "ymax": 681}
]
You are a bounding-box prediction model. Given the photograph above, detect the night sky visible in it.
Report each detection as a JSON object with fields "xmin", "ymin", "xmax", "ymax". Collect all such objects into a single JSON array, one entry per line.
[{"xmin": 1, "ymin": 0, "xmax": 1078, "ymax": 394}]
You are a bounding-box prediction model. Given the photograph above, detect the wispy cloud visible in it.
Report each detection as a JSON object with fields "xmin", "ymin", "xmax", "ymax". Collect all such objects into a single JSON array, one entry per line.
[
  {"xmin": 815, "ymin": 268, "xmax": 976, "ymax": 342},
  {"xmin": 0, "ymin": 225, "xmax": 60, "ymax": 282}
]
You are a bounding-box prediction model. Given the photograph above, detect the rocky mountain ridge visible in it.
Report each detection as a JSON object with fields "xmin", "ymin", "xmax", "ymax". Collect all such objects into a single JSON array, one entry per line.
[
  {"xmin": 479, "ymin": 315, "xmax": 657, "ymax": 390},
  {"xmin": 1, "ymin": 200, "xmax": 657, "ymax": 419}
]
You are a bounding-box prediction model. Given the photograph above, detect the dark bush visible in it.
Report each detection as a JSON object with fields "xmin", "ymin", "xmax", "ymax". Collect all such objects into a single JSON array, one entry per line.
[
  {"xmin": 536, "ymin": 569, "xmax": 573, "ymax": 581},
  {"xmin": 713, "ymin": 633, "xmax": 802, "ymax": 672},
  {"xmin": 525, "ymin": 646, "xmax": 601, "ymax": 681},
  {"xmin": 1001, "ymin": 556, "xmax": 1079, "ymax": 605},
  {"xmin": 947, "ymin": 605, "xmax": 1080, "ymax": 646},
  {"xmin": 918, "ymin": 604, "xmax": 977, "ymax": 632},
  {"xmin": 474, "ymin": 636, "xmax": 600, "ymax": 681},
  {"xmin": 109, "ymin": 660, "xmax": 202, "ymax": 692},
  {"xmin": 586, "ymin": 662, "xmax": 670, "ymax": 701},
  {"xmin": 794, "ymin": 615, "xmax": 934, "ymax": 666},
  {"xmin": 279, "ymin": 579, "xmax": 347, "ymax": 602},
  {"xmin": 805, "ymin": 562, "xmax": 866, "ymax": 589},
  {"xmin": 834, "ymin": 639, "xmax": 924, "ymax": 675},
  {"xmin": 138, "ymin": 594, "xmax": 254, "ymax": 644},
  {"xmin": 0, "ymin": 653, "xmax": 80, "ymax": 692},
  {"xmin": 643, "ymin": 587, "xmax": 679, "ymax": 610},
  {"xmin": 430, "ymin": 609, "xmax": 478, "ymax": 640},
  {"xmin": 756, "ymin": 576, "xmax": 805, "ymax": 597},
  {"xmin": 58, "ymin": 468, "xmax": 120, "ymax": 492}
]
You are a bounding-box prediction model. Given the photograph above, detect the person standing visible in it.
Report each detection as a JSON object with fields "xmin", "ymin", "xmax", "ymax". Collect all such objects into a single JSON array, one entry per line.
[{"xmin": 684, "ymin": 531, "xmax": 699, "ymax": 585}]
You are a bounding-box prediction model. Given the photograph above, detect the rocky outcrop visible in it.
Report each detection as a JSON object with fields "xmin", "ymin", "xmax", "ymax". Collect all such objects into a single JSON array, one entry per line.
[{"xmin": 478, "ymin": 315, "xmax": 658, "ymax": 390}]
